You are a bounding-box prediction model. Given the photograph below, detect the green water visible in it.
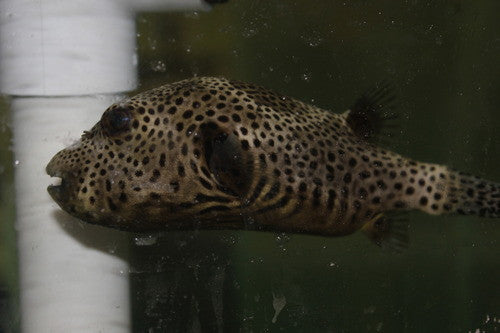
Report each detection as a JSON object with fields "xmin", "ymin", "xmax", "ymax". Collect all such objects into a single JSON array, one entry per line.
[{"xmin": 1, "ymin": 1, "xmax": 499, "ymax": 332}]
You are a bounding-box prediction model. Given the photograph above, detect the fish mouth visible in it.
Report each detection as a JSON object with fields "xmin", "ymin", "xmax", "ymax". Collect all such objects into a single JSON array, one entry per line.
[
  {"xmin": 46, "ymin": 161, "xmax": 72, "ymax": 205},
  {"xmin": 47, "ymin": 175, "xmax": 65, "ymax": 203}
]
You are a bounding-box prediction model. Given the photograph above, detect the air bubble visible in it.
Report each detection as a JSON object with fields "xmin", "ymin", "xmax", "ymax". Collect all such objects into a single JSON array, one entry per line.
[
  {"xmin": 275, "ymin": 233, "xmax": 290, "ymax": 254},
  {"xmin": 150, "ymin": 60, "xmax": 166, "ymax": 72},
  {"xmin": 242, "ymin": 27, "xmax": 257, "ymax": 38},
  {"xmin": 300, "ymin": 28, "xmax": 323, "ymax": 47},
  {"xmin": 133, "ymin": 234, "xmax": 158, "ymax": 246},
  {"xmin": 184, "ymin": 11, "xmax": 200, "ymax": 19}
]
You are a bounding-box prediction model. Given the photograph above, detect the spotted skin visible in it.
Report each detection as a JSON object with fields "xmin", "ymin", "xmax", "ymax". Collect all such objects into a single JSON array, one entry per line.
[{"xmin": 46, "ymin": 77, "xmax": 500, "ymax": 236}]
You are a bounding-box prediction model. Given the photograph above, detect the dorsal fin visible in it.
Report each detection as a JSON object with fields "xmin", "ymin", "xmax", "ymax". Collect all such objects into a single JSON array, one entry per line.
[
  {"xmin": 345, "ymin": 82, "xmax": 397, "ymax": 142},
  {"xmin": 201, "ymin": 122, "xmax": 253, "ymax": 198}
]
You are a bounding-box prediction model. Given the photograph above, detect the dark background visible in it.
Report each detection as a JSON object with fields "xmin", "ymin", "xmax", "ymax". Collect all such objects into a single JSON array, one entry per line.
[{"xmin": 1, "ymin": 0, "xmax": 499, "ymax": 332}]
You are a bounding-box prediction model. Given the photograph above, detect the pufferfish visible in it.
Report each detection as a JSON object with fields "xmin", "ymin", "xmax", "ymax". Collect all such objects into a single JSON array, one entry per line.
[{"xmin": 46, "ymin": 77, "xmax": 499, "ymax": 249}]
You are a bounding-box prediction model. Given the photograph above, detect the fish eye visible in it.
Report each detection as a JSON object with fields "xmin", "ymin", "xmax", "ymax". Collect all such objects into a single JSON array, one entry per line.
[{"xmin": 101, "ymin": 107, "xmax": 132, "ymax": 136}]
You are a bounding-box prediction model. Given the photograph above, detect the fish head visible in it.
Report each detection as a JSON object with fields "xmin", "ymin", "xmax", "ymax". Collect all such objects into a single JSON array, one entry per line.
[{"xmin": 46, "ymin": 78, "xmax": 252, "ymax": 231}]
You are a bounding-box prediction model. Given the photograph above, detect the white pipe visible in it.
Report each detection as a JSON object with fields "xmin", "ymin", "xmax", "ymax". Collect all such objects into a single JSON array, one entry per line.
[
  {"xmin": 0, "ymin": 0, "xmax": 137, "ymax": 96},
  {"xmin": 11, "ymin": 96, "xmax": 131, "ymax": 333},
  {"xmin": 0, "ymin": 0, "xmax": 213, "ymax": 331},
  {"xmin": 0, "ymin": 0, "xmax": 136, "ymax": 331}
]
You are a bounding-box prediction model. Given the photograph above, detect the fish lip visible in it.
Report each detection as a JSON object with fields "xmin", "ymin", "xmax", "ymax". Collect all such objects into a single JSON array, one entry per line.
[
  {"xmin": 47, "ymin": 178, "xmax": 65, "ymax": 202},
  {"xmin": 46, "ymin": 160, "xmax": 70, "ymax": 204}
]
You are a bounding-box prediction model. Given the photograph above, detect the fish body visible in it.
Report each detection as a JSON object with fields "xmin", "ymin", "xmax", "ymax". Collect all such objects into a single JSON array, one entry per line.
[{"xmin": 46, "ymin": 77, "xmax": 499, "ymax": 246}]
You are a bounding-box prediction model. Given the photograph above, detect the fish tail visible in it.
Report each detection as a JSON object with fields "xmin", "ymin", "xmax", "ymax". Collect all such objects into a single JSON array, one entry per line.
[
  {"xmin": 386, "ymin": 161, "xmax": 499, "ymax": 218},
  {"xmin": 442, "ymin": 169, "xmax": 500, "ymax": 218}
]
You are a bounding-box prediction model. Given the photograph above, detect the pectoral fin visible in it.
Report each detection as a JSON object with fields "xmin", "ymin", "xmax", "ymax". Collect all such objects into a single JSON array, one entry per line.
[{"xmin": 202, "ymin": 122, "xmax": 253, "ymax": 198}]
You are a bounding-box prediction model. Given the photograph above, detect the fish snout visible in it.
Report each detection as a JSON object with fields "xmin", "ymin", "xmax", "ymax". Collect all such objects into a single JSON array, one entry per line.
[{"xmin": 46, "ymin": 153, "xmax": 78, "ymax": 208}]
